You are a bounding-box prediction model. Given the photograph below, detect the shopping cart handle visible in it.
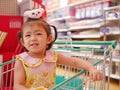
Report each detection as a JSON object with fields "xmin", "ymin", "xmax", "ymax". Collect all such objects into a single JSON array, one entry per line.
[
  {"xmin": 0, "ymin": 59, "xmax": 15, "ymax": 66},
  {"xmin": 110, "ymin": 40, "xmax": 117, "ymax": 49},
  {"xmin": 54, "ymin": 40, "xmax": 117, "ymax": 49}
]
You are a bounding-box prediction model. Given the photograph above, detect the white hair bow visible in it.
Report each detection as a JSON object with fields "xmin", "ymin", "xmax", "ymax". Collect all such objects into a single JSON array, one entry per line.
[{"xmin": 24, "ymin": 8, "xmax": 44, "ymax": 19}]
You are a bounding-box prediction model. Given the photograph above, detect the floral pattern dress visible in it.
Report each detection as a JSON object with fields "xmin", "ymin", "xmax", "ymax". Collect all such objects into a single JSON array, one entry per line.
[{"xmin": 15, "ymin": 50, "xmax": 57, "ymax": 89}]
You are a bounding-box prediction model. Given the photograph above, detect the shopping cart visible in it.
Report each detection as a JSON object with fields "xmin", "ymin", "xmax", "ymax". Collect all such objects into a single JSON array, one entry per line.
[
  {"xmin": 0, "ymin": 40, "xmax": 119, "ymax": 90},
  {"xmin": 51, "ymin": 40, "xmax": 118, "ymax": 90},
  {"xmin": 0, "ymin": 60, "xmax": 15, "ymax": 90}
]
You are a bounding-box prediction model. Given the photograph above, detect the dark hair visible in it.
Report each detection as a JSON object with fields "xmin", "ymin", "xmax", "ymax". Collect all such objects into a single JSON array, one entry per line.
[{"xmin": 18, "ymin": 18, "xmax": 57, "ymax": 50}]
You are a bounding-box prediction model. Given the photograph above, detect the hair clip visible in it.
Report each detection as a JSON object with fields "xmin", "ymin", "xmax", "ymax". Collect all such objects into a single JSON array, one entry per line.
[
  {"xmin": 24, "ymin": 8, "xmax": 44, "ymax": 19},
  {"xmin": 50, "ymin": 25, "xmax": 57, "ymax": 42}
]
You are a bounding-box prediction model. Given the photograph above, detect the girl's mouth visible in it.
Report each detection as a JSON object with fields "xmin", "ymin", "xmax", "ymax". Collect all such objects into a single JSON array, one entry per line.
[{"xmin": 31, "ymin": 43, "xmax": 39, "ymax": 47}]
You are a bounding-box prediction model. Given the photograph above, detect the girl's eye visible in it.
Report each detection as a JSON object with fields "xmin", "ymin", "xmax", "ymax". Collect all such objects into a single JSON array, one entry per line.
[
  {"xmin": 25, "ymin": 35, "xmax": 30, "ymax": 37},
  {"xmin": 37, "ymin": 33, "xmax": 41, "ymax": 35}
]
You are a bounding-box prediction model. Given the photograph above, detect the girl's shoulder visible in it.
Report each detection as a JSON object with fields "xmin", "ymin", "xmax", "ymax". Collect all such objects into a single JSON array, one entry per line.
[
  {"xmin": 44, "ymin": 50, "xmax": 57, "ymax": 62},
  {"xmin": 15, "ymin": 52, "xmax": 39, "ymax": 65}
]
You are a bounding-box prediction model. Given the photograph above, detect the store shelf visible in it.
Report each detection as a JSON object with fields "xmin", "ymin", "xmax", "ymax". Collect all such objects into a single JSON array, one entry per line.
[
  {"xmin": 48, "ymin": 16, "xmax": 74, "ymax": 22},
  {"xmin": 103, "ymin": 5, "xmax": 120, "ymax": 11},
  {"xmin": 71, "ymin": 34, "xmax": 102, "ymax": 39},
  {"xmin": 70, "ymin": 29, "xmax": 102, "ymax": 39},
  {"xmin": 69, "ymin": 24, "xmax": 101, "ymax": 31},
  {"xmin": 106, "ymin": 73, "xmax": 120, "ymax": 80},
  {"xmin": 106, "ymin": 18, "xmax": 120, "ymax": 21},
  {"xmin": 57, "ymin": 29, "xmax": 68, "ymax": 32},
  {"xmin": 68, "ymin": 0, "xmax": 96, "ymax": 7},
  {"xmin": 112, "ymin": 58, "xmax": 120, "ymax": 62},
  {"xmin": 47, "ymin": 0, "xmax": 97, "ymax": 13}
]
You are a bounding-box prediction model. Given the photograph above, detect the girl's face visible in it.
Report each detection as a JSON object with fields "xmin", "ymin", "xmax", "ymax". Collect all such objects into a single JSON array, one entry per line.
[{"xmin": 21, "ymin": 24, "xmax": 52, "ymax": 54}]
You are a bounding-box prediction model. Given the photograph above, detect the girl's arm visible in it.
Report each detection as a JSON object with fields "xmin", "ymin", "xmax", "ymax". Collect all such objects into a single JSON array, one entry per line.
[
  {"xmin": 57, "ymin": 52, "xmax": 103, "ymax": 81},
  {"xmin": 14, "ymin": 60, "xmax": 29, "ymax": 90}
]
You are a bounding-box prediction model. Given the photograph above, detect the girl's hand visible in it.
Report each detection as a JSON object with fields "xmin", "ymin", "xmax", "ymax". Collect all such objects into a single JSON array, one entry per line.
[{"xmin": 89, "ymin": 68, "xmax": 103, "ymax": 81}]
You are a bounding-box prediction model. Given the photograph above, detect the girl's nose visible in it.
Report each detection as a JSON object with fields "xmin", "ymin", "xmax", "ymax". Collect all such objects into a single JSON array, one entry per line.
[{"xmin": 31, "ymin": 35, "xmax": 36, "ymax": 41}]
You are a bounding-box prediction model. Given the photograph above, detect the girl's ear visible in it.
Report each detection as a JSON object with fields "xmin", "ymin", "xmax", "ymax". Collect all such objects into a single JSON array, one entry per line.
[
  {"xmin": 20, "ymin": 38, "xmax": 24, "ymax": 46},
  {"xmin": 47, "ymin": 34, "xmax": 53, "ymax": 44}
]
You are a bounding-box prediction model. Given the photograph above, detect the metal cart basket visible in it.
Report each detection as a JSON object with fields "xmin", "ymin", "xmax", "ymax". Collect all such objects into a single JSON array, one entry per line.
[
  {"xmin": 0, "ymin": 60, "xmax": 15, "ymax": 90},
  {"xmin": 51, "ymin": 40, "xmax": 119, "ymax": 90}
]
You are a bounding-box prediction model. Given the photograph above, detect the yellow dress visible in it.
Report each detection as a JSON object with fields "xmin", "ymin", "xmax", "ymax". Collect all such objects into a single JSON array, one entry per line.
[{"xmin": 15, "ymin": 50, "xmax": 57, "ymax": 89}]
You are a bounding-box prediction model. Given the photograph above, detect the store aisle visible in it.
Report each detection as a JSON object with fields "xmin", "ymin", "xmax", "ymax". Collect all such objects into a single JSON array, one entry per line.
[{"xmin": 108, "ymin": 79, "xmax": 120, "ymax": 90}]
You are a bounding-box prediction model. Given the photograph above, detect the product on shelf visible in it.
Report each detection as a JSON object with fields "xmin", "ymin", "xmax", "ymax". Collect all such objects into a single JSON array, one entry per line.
[{"xmin": 0, "ymin": 31, "xmax": 7, "ymax": 47}]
